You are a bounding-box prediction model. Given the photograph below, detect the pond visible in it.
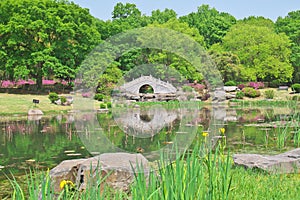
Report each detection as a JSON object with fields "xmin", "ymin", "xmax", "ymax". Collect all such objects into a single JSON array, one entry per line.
[{"xmin": 0, "ymin": 102, "xmax": 299, "ymax": 197}]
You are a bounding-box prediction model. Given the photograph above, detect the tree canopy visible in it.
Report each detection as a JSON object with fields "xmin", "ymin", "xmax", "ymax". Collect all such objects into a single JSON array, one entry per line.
[{"xmin": 0, "ymin": 0, "xmax": 101, "ymax": 87}]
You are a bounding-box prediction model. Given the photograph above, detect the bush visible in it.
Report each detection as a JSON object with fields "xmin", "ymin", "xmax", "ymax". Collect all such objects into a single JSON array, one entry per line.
[
  {"xmin": 264, "ymin": 90, "xmax": 275, "ymax": 99},
  {"xmin": 236, "ymin": 91, "xmax": 245, "ymax": 99},
  {"xmin": 94, "ymin": 93, "xmax": 104, "ymax": 101},
  {"xmin": 292, "ymin": 95, "xmax": 300, "ymax": 101},
  {"xmin": 100, "ymin": 103, "xmax": 106, "ymax": 109},
  {"xmin": 242, "ymin": 87, "xmax": 261, "ymax": 98},
  {"xmin": 182, "ymin": 85, "xmax": 194, "ymax": 92},
  {"xmin": 292, "ymin": 83, "xmax": 300, "ymax": 93},
  {"xmin": 224, "ymin": 81, "xmax": 236, "ymax": 86},
  {"xmin": 60, "ymin": 96, "xmax": 67, "ymax": 104},
  {"xmin": 248, "ymin": 82, "xmax": 264, "ymax": 89},
  {"xmin": 237, "ymin": 84, "xmax": 245, "ymax": 90},
  {"xmin": 269, "ymin": 80, "xmax": 281, "ymax": 88},
  {"xmin": 48, "ymin": 92, "xmax": 59, "ymax": 103},
  {"xmin": 106, "ymin": 102, "xmax": 112, "ymax": 108}
]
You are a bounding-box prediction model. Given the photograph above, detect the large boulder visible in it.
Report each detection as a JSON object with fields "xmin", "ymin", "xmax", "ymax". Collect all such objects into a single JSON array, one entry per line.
[
  {"xmin": 233, "ymin": 148, "xmax": 300, "ymax": 173},
  {"xmin": 50, "ymin": 153, "xmax": 149, "ymax": 193}
]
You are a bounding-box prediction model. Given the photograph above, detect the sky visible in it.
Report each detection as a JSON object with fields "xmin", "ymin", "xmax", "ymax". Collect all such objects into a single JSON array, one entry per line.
[{"xmin": 72, "ymin": 0, "xmax": 300, "ymax": 21}]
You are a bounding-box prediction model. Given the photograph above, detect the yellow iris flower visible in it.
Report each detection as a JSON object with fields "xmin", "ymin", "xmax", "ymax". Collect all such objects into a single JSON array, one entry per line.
[
  {"xmin": 202, "ymin": 132, "xmax": 209, "ymax": 137},
  {"xmin": 219, "ymin": 128, "xmax": 225, "ymax": 135},
  {"xmin": 60, "ymin": 180, "xmax": 75, "ymax": 189}
]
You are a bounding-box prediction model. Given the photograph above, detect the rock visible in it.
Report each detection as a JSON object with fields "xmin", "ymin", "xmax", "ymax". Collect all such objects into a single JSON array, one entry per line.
[
  {"xmin": 50, "ymin": 153, "xmax": 149, "ymax": 193},
  {"xmin": 233, "ymin": 148, "xmax": 300, "ymax": 173},
  {"xmin": 225, "ymin": 93, "xmax": 236, "ymax": 99},
  {"xmin": 224, "ymin": 86, "xmax": 238, "ymax": 92},
  {"xmin": 28, "ymin": 109, "xmax": 43, "ymax": 116}
]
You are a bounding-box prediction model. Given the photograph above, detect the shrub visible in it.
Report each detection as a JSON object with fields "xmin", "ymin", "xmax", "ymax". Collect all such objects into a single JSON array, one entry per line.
[
  {"xmin": 60, "ymin": 96, "xmax": 67, "ymax": 104},
  {"xmin": 236, "ymin": 91, "xmax": 245, "ymax": 99},
  {"xmin": 269, "ymin": 80, "xmax": 281, "ymax": 88},
  {"xmin": 182, "ymin": 85, "xmax": 194, "ymax": 92},
  {"xmin": 106, "ymin": 102, "xmax": 112, "ymax": 108},
  {"xmin": 264, "ymin": 90, "xmax": 275, "ymax": 99},
  {"xmin": 237, "ymin": 84, "xmax": 245, "ymax": 90},
  {"xmin": 242, "ymin": 87, "xmax": 261, "ymax": 98},
  {"xmin": 82, "ymin": 92, "xmax": 91, "ymax": 98},
  {"xmin": 292, "ymin": 83, "xmax": 300, "ymax": 93},
  {"xmin": 187, "ymin": 83, "xmax": 206, "ymax": 92},
  {"xmin": 94, "ymin": 93, "xmax": 104, "ymax": 101},
  {"xmin": 48, "ymin": 92, "xmax": 59, "ymax": 103},
  {"xmin": 248, "ymin": 82, "xmax": 264, "ymax": 89},
  {"xmin": 292, "ymin": 95, "xmax": 300, "ymax": 101},
  {"xmin": 1, "ymin": 80, "xmax": 14, "ymax": 88},
  {"xmin": 100, "ymin": 103, "xmax": 106, "ymax": 109},
  {"xmin": 42, "ymin": 80, "xmax": 56, "ymax": 85},
  {"xmin": 224, "ymin": 81, "xmax": 236, "ymax": 86}
]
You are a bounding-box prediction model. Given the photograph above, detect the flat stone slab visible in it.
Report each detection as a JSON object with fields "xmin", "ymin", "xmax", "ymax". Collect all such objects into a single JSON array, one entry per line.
[
  {"xmin": 50, "ymin": 153, "xmax": 149, "ymax": 193},
  {"xmin": 233, "ymin": 148, "xmax": 300, "ymax": 173}
]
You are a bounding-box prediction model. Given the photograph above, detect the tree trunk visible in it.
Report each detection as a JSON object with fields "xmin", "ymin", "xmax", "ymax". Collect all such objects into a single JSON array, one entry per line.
[{"xmin": 36, "ymin": 62, "xmax": 43, "ymax": 90}]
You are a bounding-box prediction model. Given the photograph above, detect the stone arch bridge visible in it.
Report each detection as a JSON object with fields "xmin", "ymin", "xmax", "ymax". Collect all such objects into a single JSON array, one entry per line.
[{"xmin": 120, "ymin": 75, "xmax": 177, "ymax": 94}]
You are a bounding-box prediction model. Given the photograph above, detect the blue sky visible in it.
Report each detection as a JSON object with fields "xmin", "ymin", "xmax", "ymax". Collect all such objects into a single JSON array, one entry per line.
[{"xmin": 72, "ymin": 0, "xmax": 300, "ymax": 21}]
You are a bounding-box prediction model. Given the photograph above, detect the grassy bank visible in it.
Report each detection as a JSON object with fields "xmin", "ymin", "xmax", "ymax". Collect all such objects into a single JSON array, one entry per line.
[
  {"xmin": 0, "ymin": 93, "xmax": 72, "ymax": 116},
  {"xmin": 5, "ymin": 144, "xmax": 300, "ymax": 200}
]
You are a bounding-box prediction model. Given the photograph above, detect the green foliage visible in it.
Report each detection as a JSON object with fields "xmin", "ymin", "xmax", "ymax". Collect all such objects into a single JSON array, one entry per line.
[
  {"xmin": 100, "ymin": 103, "xmax": 107, "ymax": 109},
  {"xmin": 291, "ymin": 83, "xmax": 300, "ymax": 93},
  {"xmin": 48, "ymin": 92, "xmax": 59, "ymax": 103},
  {"xmin": 0, "ymin": 0, "xmax": 101, "ymax": 87},
  {"xmin": 182, "ymin": 85, "xmax": 194, "ymax": 92},
  {"xmin": 209, "ymin": 46, "xmax": 242, "ymax": 82},
  {"xmin": 221, "ymin": 18, "xmax": 293, "ymax": 82},
  {"xmin": 106, "ymin": 102, "xmax": 112, "ymax": 108},
  {"xmin": 94, "ymin": 93, "xmax": 104, "ymax": 101},
  {"xmin": 242, "ymin": 87, "xmax": 261, "ymax": 98},
  {"xmin": 60, "ymin": 96, "xmax": 67, "ymax": 104},
  {"xmin": 276, "ymin": 11, "xmax": 300, "ymax": 83},
  {"xmin": 224, "ymin": 81, "xmax": 236, "ymax": 86},
  {"xmin": 179, "ymin": 4, "xmax": 236, "ymax": 47},
  {"xmin": 235, "ymin": 91, "xmax": 245, "ymax": 99},
  {"xmin": 264, "ymin": 90, "xmax": 275, "ymax": 99}
]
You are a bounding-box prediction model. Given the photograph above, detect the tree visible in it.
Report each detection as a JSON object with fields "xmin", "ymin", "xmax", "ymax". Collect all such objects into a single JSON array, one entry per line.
[
  {"xmin": 276, "ymin": 11, "xmax": 300, "ymax": 83},
  {"xmin": 0, "ymin": 0, "xmax": 101, "ymax": 88},
  {"xmin": 221, "ymin": 20, "xmax": 293, "ymax": 83},
  {"xmin": 179, "ymin": 5, "xmax": 236, "ymax": 48},
  {"xmin": 150, "ymin": 9, "xmax": 177, "ymax": 24},
  {"xmin": 209, "ymin": 44, "xmax": 242, "ymax": 83}
]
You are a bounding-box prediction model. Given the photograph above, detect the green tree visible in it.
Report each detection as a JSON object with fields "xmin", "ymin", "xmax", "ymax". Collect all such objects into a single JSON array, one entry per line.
[
  {"xmin": 150, "ymin": 9, "xmax": 177, "ymax": 24},
  {"xmin": 179, "ymin": 5, "xmax": 236, "ymax": 47},
  {"xmin": 0, "ymin": 0, "xmax": 101, "ymax": 87},
  {"xmin": 209, "ymin": 44, "xmax": 242, "ymax": 83},
  {"xmin": 221, "ymin": 20, "xmax": 293, "ymax": 82},
  {"xmin": 276, "ymin": 11, "xmax": 300, "ymax": 83}
]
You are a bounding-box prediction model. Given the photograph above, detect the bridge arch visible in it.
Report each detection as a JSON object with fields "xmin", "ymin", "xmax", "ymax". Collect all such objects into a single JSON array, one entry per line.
[{"xmin": 120, "ymin": 76, "xmax": 176, "ymax": 94}]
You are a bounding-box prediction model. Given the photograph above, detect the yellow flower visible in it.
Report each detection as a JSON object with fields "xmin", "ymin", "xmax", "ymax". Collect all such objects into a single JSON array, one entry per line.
[
  {"xmin": 219, "ymin": 128, "xmax": 225, "ymax": 135},
  {"xmin": 202, "ymin": 132, "xmax": 209, "ymax": 137},
  {"xmin": 60, "ymin": 180, "xmax": 75, "ymax": 189}
]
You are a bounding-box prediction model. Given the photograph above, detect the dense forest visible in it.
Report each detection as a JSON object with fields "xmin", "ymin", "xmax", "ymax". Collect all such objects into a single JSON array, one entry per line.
[{"xmin": 0, "ymin": 0, "xmax": 299, "ymax": 92}]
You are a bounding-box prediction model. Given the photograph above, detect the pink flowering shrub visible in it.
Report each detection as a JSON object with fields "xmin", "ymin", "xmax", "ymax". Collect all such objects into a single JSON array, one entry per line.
[
  {"xmin": 248, "ymin": 82, "xmax": 264, "ymax": 89},
  {"xmin": 187, "ymin": 83, "xmax": 206, "ymax": 91},
  {"xmin": 237, "ymin": 84, "xmax": 245, "ymax": 90},
  {"xmin": 1, "ymin": 80, "xmax": 15, "ymax": 88},
  {"xmin": 16, "ymin": 79, "xmax": 35, "ymax": 87},
  {"xmin": 42, "ymin": 80, "xmax": 56, "ymax": 85},
  {"xmin": 82, "ymin": 92, "xmax": 91, "ymax": 98}
]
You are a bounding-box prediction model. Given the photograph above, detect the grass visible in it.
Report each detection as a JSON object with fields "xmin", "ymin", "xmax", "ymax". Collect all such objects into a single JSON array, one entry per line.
[
  {"xmin": 0, "ymin": 93, "xmax": 72, "ymax": 116},
  {"xmin": 5, "ymin": 142, "xmax": 300, "ymax": 200}
]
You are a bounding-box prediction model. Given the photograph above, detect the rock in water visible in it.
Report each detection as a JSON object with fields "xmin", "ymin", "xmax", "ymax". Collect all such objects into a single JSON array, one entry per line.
[
  {"xmin": 233, "ymin": 148, "xmax": 300, "ymax": 173},
  {"xmin": 50, "ymin": 153, "xmax": 149, "ymax": 193}
]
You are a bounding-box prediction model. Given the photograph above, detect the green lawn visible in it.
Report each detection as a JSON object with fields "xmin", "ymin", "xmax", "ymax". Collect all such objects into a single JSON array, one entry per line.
[{"xmin": 0, "ymin": 93, "xmax": 72, "ymax": 115}]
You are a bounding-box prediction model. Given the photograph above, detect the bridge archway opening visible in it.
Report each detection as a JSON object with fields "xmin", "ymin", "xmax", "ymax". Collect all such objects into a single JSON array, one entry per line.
[{"xmin": 139, "ymin": 84, "xmax": 154, "ymax": 94}]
